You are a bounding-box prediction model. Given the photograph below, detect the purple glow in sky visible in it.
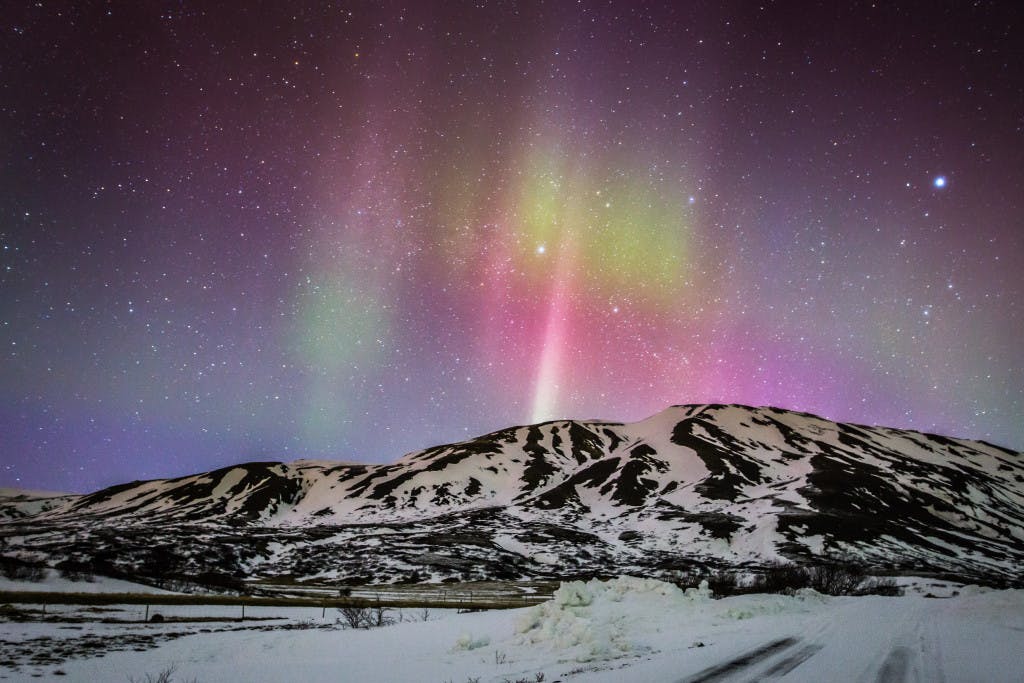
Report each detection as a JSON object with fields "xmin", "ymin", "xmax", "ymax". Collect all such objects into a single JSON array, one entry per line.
[{"xmin": 2, "ymin": 2, "xmax": 1022, "ymax": 491}]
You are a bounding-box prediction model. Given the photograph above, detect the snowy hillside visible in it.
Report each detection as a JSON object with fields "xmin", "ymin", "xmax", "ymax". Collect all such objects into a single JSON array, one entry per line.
[
  {"xmin": 0, "ymin": 489, "xmax": 79, "ymax": 521},
  {"xmin": 2, "ymin": 404, "xmax": 1022, "ymax": 584}
]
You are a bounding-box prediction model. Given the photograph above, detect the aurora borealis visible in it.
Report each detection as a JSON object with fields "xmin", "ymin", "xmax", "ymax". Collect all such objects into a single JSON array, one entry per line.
[{"xmin": 2, "ymin": 2, "xmax": 1022, "ymax": 492}]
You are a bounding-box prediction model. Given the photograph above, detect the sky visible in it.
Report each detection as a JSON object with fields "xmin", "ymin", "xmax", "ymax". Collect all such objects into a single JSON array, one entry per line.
[{"xmin": 2, "ymin": 1, "xmax": 1022, "ymax": 492}]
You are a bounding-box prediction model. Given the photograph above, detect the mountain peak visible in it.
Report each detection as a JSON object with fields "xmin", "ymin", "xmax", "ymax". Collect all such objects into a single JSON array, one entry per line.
[{"xmin": 3, "ymin": 405, "xmax": 1022, "ymax": 584}]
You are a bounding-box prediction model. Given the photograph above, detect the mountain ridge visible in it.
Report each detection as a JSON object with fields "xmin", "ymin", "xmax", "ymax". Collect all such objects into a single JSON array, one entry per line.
[{"xmin": 2, "ymin": 404, "xmax": 1022, "ymax": 585}]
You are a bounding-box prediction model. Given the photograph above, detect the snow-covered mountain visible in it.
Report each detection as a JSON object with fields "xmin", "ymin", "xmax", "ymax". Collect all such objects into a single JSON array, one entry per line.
[{"xmin": 2, "ymin": 404, "xmax": 1022, "ymax": 585}]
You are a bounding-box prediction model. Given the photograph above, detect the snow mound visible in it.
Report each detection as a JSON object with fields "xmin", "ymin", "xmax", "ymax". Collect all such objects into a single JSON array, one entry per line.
[
  {"xmin": 514, "ymin": 576, "xmax": 712, "ymax": 663},
  {"xmin": 719, "ymin": 587, "xmax": 827, "ymax": 620},
  {"xmin": 451, "ymin": 633, "xmax": 490, "ymax": 651}
]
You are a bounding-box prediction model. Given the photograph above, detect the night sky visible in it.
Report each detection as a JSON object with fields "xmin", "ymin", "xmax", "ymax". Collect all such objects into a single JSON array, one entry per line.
[{"xmin": 2, "ymin": 2, "xmax": 1022, "ymax": 492}]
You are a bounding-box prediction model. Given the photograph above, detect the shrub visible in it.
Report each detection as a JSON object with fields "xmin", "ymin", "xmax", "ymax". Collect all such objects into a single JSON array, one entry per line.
[
  {"xmin": 341, "ymin": 574, "xmax": 373, "ymax": 586},
  {"xmin": 674, "ymin": 569, "xmax": 740, "ymax": 597},
  {"xmin": 127, "ymin": 663, "xmax": 196, "ymax": 683},
  {"xmin": 337, "ymin": 604, "xmax": 394, "ymax": 629},
  {"xmin": 338, "ymin": 606, "xmax": 368, "ymax": 629},
  {"xmin": 0, "ymin": 556, "xmax": 46, "ymax": 582},
  {"xmin": 73, "ymin": 554, "xmax": 124, "ymax": 580},
  {"xmin": 367, "ymin": 604, "xmax": 393, "ymax": 627},
  {"xmin": 55, "ymin": 559, "xmax": 95, "ymax": 582},
  {"xmin": 749, "ymin": 561, "xmax": 811, "ymax": 594},
  {"xmin": 705, "ymin": 570, "xmax": 739, "ymax": 596},
  {"xmin": 808, "ymin": 562, "xmax": 865, "ymax": 595},
  {"xmin": 134, "ymin": 546, "xmax": 192, "ymax": 590},
  {"xmin": 192, "ymin": 571, "xmax": 245, "ymax": 593},
  {"xmin": 0, "ymin": 603, "xmax": 31, "ymax": 621},
  {"xmin": 681, "ymin": 561, "xmax": 909, "ymax": 597},
  {"xmin": 857, "ymin": 576, "xmax": 904, "ymax": 596},
  {"xmin": 402, "ymin": 570, "xmax": 425, "ymax": 584},
  {"xmin": 746, "ymin": 560, "xmax": 894, "ymax": 596},
  {"xmin": 672, "ymin": 570, "xmax": 702, "ymax": 591}
]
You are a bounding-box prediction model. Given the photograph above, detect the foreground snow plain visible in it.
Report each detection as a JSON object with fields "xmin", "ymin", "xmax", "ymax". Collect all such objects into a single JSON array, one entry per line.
[{"xmin": 1, "ymin": 577, "xmax": 1022, "ymax": 682}]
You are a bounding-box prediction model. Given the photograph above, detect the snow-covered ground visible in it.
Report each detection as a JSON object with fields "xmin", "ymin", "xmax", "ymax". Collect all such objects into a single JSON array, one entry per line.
[
  {"xmin": 1, "ymin": 577, "xmax": 1021, "ymax": 682},
  {"xmin": 0, "ymin": 568, "xmax": 175, "ymax": 594}
]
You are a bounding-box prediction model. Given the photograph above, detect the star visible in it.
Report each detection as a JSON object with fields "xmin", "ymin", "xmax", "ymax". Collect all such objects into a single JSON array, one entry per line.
[{"xmin": 933, "ymin": 176, "xmax": 947, "ymax": 189}]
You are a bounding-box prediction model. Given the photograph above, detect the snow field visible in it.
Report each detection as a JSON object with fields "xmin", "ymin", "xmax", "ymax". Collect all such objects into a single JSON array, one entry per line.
[
  {"xmin": 0, "ymin": 569, "xmax": 176, "ymax": 595},
  {"xmin": 2, "ymin": 577, "xmax": 1022, "ymax": 682}
]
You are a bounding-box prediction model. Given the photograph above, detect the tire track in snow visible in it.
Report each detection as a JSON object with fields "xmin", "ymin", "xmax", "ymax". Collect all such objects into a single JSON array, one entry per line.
[
  {"xmin": 680, "ymin": 637, "xmax": 799, "ymax": 682},
  {"xmin": 756, "ymin": 643, "xmax": 823, "ymax": 679},
  {"xmin": 875, "ymin": 646, "xmax": 911, "ymax": 683}
]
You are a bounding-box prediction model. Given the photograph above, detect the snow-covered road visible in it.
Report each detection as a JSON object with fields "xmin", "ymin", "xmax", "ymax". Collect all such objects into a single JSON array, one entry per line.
[
  {"xmin": 2, "ymin": 579, "xmax": 1021, "ymax": 682},
  {"xmin": 668, "ymin": 591, "xmax": 1023, "ymax": 682}
]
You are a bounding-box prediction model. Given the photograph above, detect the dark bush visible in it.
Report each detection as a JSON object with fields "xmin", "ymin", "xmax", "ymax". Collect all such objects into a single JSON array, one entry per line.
[
  {"xmin": 746, "ymin": 559, "xmax": 901, "ymax": 596},
  {"xmin": 749, "ymin": 561, "xmax": 811, "ymax": 594},
  {"xmin": 401, "ymin": 570, "xmax": 425, "ymax": 584},
  {"xmin": 73, "ymin": 554, "xmax": 125, "ymax": 580},
  {"xmin": 0, "ymin": 603, "xmax": 31, "ymax": 621},
  {"xmin": 55, "ymin": 559, "xmax": 95, "ymax": 582},
  {"xmin": 139, "ymin": 546, "xmax": 184, "ymax": 588},
  {"xmin": 857, "ymin": 576, "xmax": 904, "ymax": 596},
  {"xmin": 674, "ymin": 569, "xmax": 740, "ymax": 597},
  {"xmin": 193, "ymin": 571, "xmax": 245, "ymax": 593},
  {"xmin": 0, "ymin": 556, "xmax": 46, "ymax": 582},
  {"xmin": 672, "ymin": 570, "xmax": 702, "ymax": 591},
  {"xmin": 341, "ymin": 574, "xmax": 373, "ymax": 586},
  {"xmin": 337, "ymin": 606, "xmax": 367, "ymax": 629},
  {"xmin": 337, "ymin": 604, "xmax": 394, "ymax": 629},
  {"xmin": 808, "ymin": 562, "xmax": 866, "ymax": 595},
  {"xmin": 127, "ymin": 663, "xmax": 196, "ymax": 683},
  {"xmin": 706, "ymin": 570, "xmax": 739, "ymax": 596}
]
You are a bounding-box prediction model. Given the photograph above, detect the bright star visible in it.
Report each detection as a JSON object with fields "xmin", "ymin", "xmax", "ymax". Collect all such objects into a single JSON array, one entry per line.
[
  {"xmin": 536, "ymin": 245, "xmax": 546, "ymax": 255},
  {"xmin": 933, "ymin": 176, "xmax": 947, "ymax": 188}
]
